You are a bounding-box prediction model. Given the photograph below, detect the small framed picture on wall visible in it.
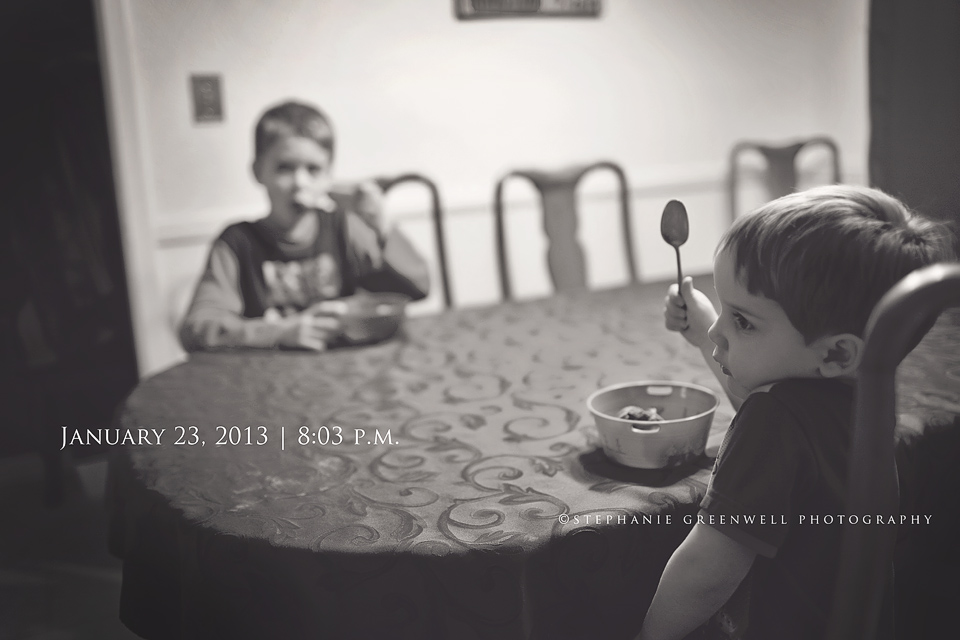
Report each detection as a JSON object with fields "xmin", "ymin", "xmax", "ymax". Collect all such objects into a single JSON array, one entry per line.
[{"xmin": 454, "ymin": 0, "xmax": 602, "ymax": 20}]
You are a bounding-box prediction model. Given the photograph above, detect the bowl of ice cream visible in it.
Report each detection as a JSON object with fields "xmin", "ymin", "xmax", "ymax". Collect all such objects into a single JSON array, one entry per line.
[
  {"xmin": 587, "ymin": 380, "xmax": 720, "ymax": 469},
  {"xmin": 320, "ymin": 292, "xmax": 410, "ymax": 346}
]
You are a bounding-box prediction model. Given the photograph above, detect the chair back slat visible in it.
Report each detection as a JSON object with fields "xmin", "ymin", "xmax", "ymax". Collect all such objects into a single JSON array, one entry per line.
[
  {"xmin": 728, "ymin": 137, "xmax": 842, "ymax": 223},
  {"xmin": 376, "ymin": 173, "xmax": 453, "ymax": 308},
  {"xmin": 494, "ymin": 160, "xmax": 637, "ymax": 300}
]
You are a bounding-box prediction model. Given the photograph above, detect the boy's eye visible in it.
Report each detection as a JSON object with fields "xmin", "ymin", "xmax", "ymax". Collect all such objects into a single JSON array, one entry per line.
[
  {"xmin": 276, "ymin": 162, "xmax": 296, "ymax": 173},
  {"xmin": 733, "ymin": 312, "xmax": 753, "ymax": 331}
]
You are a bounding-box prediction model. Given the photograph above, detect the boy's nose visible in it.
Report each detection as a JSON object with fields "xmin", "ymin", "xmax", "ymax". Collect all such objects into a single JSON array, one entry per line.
[
  {"xmin": 707, "ymin": 320, "xmax": 724, "ymax": 349},
  {"xmin": 293, "ymin": 167, "xmax": 312, "ymax": 188}
]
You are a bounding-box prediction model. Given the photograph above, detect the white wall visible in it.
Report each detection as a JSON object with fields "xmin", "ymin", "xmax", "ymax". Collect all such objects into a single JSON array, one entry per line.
[{"xmin": 95, "ymin": 0, "xmax": 869, "ymax": 377}]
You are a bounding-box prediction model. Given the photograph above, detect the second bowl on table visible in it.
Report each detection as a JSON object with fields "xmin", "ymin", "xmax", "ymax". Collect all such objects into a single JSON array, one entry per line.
[
  {"xmin": 587, "ymin": 380, "xmax": 720, "ymax": 469},
  {"xmin": 322, "ymin": 292, "xmax": 410, "ymax": 346}
]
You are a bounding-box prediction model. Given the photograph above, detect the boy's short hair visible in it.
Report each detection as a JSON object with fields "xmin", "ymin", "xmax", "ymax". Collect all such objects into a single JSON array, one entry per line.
[
  {"xmin": 254, "ymin": 100, "xmax": 335, "ymax": 162},
  {"xmin": 718, "ymin": 185, "xmax": 956, "ymax": 342}
]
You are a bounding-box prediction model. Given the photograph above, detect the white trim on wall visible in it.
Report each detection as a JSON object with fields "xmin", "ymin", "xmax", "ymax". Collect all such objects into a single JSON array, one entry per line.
[
  {"xmin": 153, "ymin": 161, "xmax": 728, "ymax": 244},
  {"xmin": 94, "ymin": 0, "xmax": 167, "ymax": 378},
  {"xmin": 152, "ymin": 159, "xmax": 866, "ymax": 249}
]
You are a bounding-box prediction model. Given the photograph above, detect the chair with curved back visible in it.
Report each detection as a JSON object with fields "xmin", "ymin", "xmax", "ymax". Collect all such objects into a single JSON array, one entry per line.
[
  {"xmin": 493, "ymin": 160, "xmax": 638, "ymax": 301},
  {"xmin": 374, "ymin": 173, "xmax": 453, "ymax": 309},
  {"xmin": 826, "ymin": 263, "xmax": 960, "ymax": 640},
  {"xmin": 728, "ymin": 137, "xmax": 842, "ymax": 223}
]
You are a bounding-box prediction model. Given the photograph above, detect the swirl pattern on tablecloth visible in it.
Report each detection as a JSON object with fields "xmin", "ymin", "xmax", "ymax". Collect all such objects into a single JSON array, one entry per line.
[{"xmin": 110, "ymin": 285, "xmax": 959, "ymax": 640}]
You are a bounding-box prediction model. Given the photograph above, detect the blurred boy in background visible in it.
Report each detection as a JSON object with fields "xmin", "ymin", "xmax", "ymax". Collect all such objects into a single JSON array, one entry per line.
[{"xmin": 180, "ymin": 100, "xmax": 429, "ymax": 352}]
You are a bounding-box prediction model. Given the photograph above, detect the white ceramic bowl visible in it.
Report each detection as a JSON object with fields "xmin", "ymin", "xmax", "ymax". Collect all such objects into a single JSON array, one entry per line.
[
  {"xmin": 587, "ymin": 380, "xmax": 720, "ymax": 469},
  {"xmin": 337, "ymin": 292, "xmax": 410, "ymax": 345}
]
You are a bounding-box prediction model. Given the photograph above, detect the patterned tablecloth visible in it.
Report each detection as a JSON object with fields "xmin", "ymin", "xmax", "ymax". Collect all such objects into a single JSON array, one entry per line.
[{"xmin": 106, "ymin": 280, "xmax": 960, "ymax": 640}]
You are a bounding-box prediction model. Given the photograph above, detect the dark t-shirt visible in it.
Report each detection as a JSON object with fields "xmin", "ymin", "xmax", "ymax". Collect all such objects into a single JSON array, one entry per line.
[
  {"xmin": 178, "ymin": 206, "xmax": 430, "ymax": 351},
  {"xmin": 700, "ymin": 378, "xmax": 894, "ymax": 639},
  {"xmin": 219, "ymin": 214, "xmax": 354, "ymax": 318},
  {"xmin": 219, "ymin": 210, "xmax": 426, "ymax": 318}
]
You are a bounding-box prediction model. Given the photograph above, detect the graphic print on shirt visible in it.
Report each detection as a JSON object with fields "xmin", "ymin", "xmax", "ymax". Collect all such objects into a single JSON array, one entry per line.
[{"xmin": 262, "ymin": 253, "xmax": 340, "ymax": 311}]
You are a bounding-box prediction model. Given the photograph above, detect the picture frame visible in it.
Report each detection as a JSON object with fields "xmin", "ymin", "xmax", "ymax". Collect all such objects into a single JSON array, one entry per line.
[{"xmin": 454, "ymin": 0, "xmax": 602, "ymax": 20}]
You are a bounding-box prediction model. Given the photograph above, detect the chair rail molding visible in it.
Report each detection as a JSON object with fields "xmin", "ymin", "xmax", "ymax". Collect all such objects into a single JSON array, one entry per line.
[{"xmin": 152, "ymin": 159, "xmax": 867, "ymax": 250}]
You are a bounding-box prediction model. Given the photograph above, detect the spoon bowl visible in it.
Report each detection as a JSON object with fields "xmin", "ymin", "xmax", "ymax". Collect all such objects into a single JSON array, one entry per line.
[{"xmin": 660, "ymin": 200, "xmax": 690, "ymax": 291}]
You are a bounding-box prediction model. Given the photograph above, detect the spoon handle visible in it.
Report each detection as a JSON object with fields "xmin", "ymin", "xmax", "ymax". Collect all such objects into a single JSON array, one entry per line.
[{"xmin": 674, "ymin": 246, "xmax": 684, "ymax": 291}]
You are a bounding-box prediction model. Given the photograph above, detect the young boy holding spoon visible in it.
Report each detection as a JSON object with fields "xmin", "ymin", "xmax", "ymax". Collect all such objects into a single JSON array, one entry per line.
[
  {"xmin": 179, "ymin": 100, "xmax": 430, "ymax": 352},
  {"xmin": 640, "ymin": 185, "xmax": 954, "ymax": 639}
]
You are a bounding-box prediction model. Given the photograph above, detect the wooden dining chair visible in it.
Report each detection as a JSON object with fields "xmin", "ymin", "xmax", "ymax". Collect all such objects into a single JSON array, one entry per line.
[
  {"xmin": 374, "ymin": 173, "xmax": 454, "ymax": 308},
  {"xmin": 493, "ymin": 160, "xmax": 638, "ymax": 301},
  {"xmin": 727, "ymin": 137, "xmax": 842, "ymax": 223},
  {"xmin": 826, "ymin": 262, "xmax": 960, "ymax": 640}
]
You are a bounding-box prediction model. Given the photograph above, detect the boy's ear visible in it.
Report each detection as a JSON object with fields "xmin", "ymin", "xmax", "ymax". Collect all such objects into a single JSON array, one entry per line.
[{"xmin": 815, "ymin": 333, "xmax": 864, "ymax": 378}]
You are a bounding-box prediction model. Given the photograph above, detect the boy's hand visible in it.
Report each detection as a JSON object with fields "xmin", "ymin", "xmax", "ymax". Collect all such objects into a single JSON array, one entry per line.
[
  {"xmin": 664, "ymin": 277, "xmax": 717, "ymax": 350},
  {"xmin": 276, "ymin": 310, "xmax": 342, "ymax": 351}
]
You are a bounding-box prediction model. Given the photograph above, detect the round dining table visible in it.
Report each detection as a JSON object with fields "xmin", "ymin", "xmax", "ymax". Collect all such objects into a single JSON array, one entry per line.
[{"xmin": 106, "ymin": 279, "xmax": 960, "ymax": 640}]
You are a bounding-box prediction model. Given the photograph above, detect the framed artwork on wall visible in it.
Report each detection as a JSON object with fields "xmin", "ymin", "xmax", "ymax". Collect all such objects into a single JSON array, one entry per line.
[{"xmin": 454, "ymin": 0, "xmax": 602, "ymax": 20}]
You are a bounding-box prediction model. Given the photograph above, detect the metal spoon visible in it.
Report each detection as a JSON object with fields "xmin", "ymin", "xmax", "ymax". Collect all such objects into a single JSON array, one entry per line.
[{"xmin": 660, "ymin": 199, "xmax": 689, "ymax": 293}]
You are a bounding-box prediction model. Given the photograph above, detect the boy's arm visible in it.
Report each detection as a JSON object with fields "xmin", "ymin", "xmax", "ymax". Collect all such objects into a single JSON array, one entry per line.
[
  {"xmin": 179, "ymin": 241, "xmax": 338, "ymax": 351},
  {"xmin": 637, "ymin": 523, "xmax": 756, "ymax": 640},
  {"xmin": 345, "ymin": 183, "xmax": 431, "ymax": 300},
  {"xmin": 665, "ymin": 277, "xmax": 743, "ymax": 410},
  {"xmin": 178, "ymin": 241, "xmax": 281, "ymax": 350}
]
